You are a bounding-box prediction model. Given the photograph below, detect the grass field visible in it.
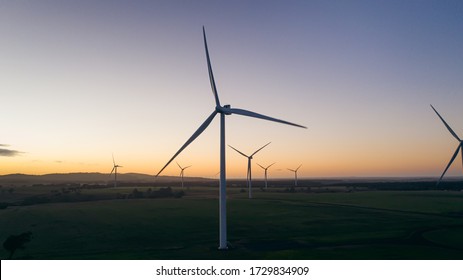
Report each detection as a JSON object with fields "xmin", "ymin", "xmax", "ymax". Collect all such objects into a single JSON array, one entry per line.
[{"xmin": 1, "ymin": 185, "xmax": 463, "ymax": 259}]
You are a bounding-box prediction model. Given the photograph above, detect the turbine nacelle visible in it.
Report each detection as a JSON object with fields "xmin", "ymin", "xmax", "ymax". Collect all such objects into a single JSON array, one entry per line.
[{"xmin": 216, "ymin": 104, "xmax": 232, "ymax": 115}]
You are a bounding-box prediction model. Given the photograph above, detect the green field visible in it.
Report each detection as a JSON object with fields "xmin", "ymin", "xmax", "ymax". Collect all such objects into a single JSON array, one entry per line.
[{"xmin": 1, "ymin": 186, "xmax": 463, "ymax": 259}]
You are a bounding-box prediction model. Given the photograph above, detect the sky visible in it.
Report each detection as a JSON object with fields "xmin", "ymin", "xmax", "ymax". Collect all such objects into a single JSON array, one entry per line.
[{"xmin": 1, "ymin": 0, "xmax": 463, "ymax": 179}]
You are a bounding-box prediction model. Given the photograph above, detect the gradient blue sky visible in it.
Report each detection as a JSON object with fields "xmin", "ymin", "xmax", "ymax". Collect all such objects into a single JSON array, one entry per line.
[{"xmin": 1, "ymin": 0, "xmax": 463, "ymax": 178}]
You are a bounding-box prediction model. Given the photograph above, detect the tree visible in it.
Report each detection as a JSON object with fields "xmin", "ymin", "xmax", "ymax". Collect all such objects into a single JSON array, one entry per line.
[
  {"xmin": 3, "ymin": 231, "xmax": 32, "ymax": 259},
  {"xmin": 132, "ymin": 188, "xmax": 144, "ymax": 198}
]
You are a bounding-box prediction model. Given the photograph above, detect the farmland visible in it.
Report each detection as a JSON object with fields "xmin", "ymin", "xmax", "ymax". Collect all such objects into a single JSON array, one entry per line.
[{"xmin": 1, "ymin": 179, "xmax": 463, "ymax": 259}]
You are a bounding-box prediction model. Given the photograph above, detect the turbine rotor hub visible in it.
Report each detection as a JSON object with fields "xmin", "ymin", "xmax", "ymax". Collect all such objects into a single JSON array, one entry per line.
[{"xmin": 216, "ymin": 104, "xmax": 232, "ymax": 115}]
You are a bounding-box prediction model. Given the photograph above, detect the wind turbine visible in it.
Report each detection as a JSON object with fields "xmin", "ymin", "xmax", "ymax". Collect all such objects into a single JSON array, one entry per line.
[
  {"xmin": 430, "ymin": 105, "xmax": 463, "ymax": 186},
  {"xmin": 177, "ymin": 162, "xmax": 192, "ymax": 189},
  {"xmin": 257, "ymin": 162, "xmax": 276, "ymax": 189},
  {"xmin": 288, "ymin": 164, "xmax": 302, "ymax": 187},
  {"xmin": 109, "ymin": 154, "xmax": 122, "ymax": 188},
  {"xmin": 229, "ymin": 142, "xmax": 271, "ymax": 199},
  {"xmin": 156, "ymin": 27, "xmax": 306, "ymax": 250}
]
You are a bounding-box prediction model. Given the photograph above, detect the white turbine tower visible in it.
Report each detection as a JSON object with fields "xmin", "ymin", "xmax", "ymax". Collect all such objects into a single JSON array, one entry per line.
[
  {"xmin": 156, "ymin": 27, "xmax": 306, "ymax": 250},
  {"xmin": 229, "ymin": 142, "xmax": 271, "ymax": 199},
  {"xmin": 109, "ymin": 154, "xmax": 122, "ymax": 188},
  {"xmin": 257, "ymin": 162, "xmax": 276, "ymax": 189},
  {"xmin": 177, "ymin": 162, "xmax": 192, "ymax": 189},
  {"xmin": 288, "ymin": 164, "xmax": 302, "ymax": 187},
  {"xmin": 431, "ymin": 105, "xmax": 463, "ymax": 186}
]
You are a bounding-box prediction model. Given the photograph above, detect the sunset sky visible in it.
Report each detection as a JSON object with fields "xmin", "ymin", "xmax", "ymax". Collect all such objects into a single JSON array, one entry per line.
[{"xmin": 1, "ymin": 0, "xmax": 463, "ymax": 178}]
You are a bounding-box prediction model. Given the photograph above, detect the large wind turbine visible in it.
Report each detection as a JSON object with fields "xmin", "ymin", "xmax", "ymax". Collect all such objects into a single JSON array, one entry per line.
[
  {"xmin": 257, "ymin": 162, "xmax": 276, "ymax": 189},
  {"xmin": 288, "ymin": 164, "xmax": 302, "ymax": 187},
  {"xmin": 431, "ymin": 105, "xmax": 463, "ymax": 186},
  {"xmin": 177, "ymin": 162, "xmax": 192, "ymax": 189},
  {"xmin": 109, "ymin": 154, "xmax": 122, "ymax": 188},
  {"xmin": 156, "ymin": 27, "xmax": 306, "ymax": 250},
  {"xmin": 229, "ymin": 142, "xmax": 271, "ymax": 199}
]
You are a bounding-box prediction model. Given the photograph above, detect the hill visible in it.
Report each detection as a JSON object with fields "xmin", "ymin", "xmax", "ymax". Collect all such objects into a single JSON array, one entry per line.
[{"xmin": 0, "ymin": 172, "xmax": 211, "ymax": 186}]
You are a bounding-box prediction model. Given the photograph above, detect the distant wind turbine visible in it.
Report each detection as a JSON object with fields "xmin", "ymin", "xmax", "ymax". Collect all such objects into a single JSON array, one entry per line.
[
  {"xmin": 288, "ymin": 164, "xmax": 302, "ymax": 187},
  {"xmin": 109, "ymin": 154, "xmax": 122, "ymax": 188},
  {"xmin": 257, "ymin": 162, "xmax": 276, "ymax": 189},
  {"xmin": 177, "ymin": 162, "xmax": 192, "ymax": 189},
  {"xmin": 430, "ymin": 105, "xmax": 463, "ymax": 186},
  {"xmin": 156, "ymin": 27, "xmax": 306, "ymax": 250},
  {"xmin": 229, "ymin": 142, "xmax": 271, "ymax": 199}
]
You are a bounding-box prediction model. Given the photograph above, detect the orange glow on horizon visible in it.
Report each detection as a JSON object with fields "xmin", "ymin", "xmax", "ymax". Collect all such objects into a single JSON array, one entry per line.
[{"xmin": 1, "ymin": 151, "xmax": 460, "ymax": 179}]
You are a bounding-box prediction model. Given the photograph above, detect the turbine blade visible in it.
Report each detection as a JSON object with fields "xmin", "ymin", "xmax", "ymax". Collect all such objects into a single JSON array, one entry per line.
[
  {"xmin": 109, "ymin": 167, "xmax": 115, "ymax": 176},
  {"xmin": 268, "ymin": 162, "xmax": 276, "ymax": 169},
  {"xmin": 156, "ymin": 111, "xmax": 217, "ymax": 177},
  {"xmin": 437, "ymin": 144, "xmax": 461, "ymax": 186},
  {"xmin": 203, "ymin": 26, "xmax": 220, "ymax": 107},
  {"xmin": 228, "ymin": 145, "xmax": 249, "ymax": 158},
  {"xmin": 296, "ymin": 164, "xmax": 302, "ymax": 171},
  {"xmin": 229, "ymin": 108, "xmax": 306, "ymax": 129},
  {"xmin": 185, "ymin": 165, "xmax": 192, "ymax": 169},
  {"xmin": 461, "ymin": 145, "xmax": 463, "ymax": 172},
  {"xmin": 176, "ymin": 162, "xmax": 182, "ymax": 169},
  {"xmin": 256, "ymin": 163, "xmax": 265, "ymax": 169},
  {"xmin": 288, "ymin": 168, "xmax": 295, "ymax": 172},
  {"xmin": 431, "ymin": 105, "xmax": 461, "ymax": 141},
  {"xmin": 251, "ymin": 142, "xmax": 271, "ymax": 157}
]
